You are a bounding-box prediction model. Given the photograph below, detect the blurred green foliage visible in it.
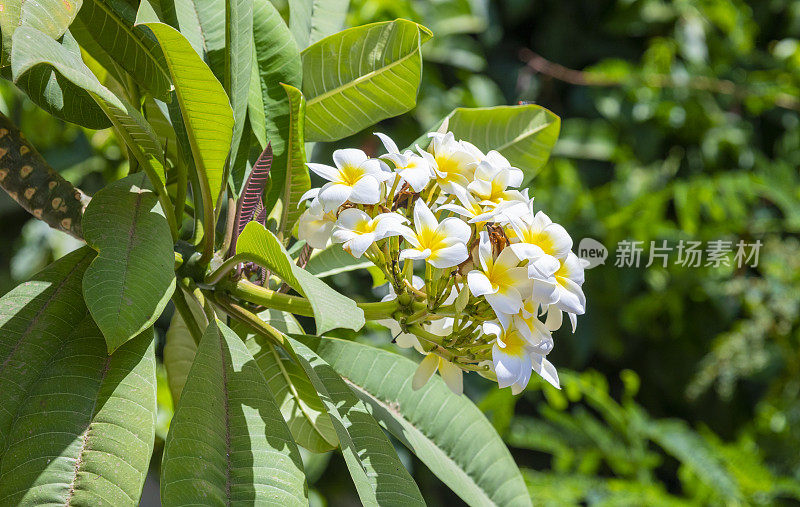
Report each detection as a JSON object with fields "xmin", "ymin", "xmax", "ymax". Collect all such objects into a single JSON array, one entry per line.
[{"xmin": 2, "ymin": 0, "xmax": 799, "ymax": 504}]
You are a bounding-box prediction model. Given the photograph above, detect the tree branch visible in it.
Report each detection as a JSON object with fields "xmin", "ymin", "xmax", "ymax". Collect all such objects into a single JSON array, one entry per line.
[{"xmin": 0, "ymin": 112, "xmax": 89, "ymax": 239}]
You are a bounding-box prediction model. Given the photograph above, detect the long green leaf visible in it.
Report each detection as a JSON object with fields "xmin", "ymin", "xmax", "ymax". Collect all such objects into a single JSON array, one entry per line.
[
  {"xmin": 142, "ymin": 21, "xmax": 234, "ymax": 208},
  {"xmin": 305, "ymin": 243, "xmax": 373, "ymax": 278},
  {"xmin": 11, "ymin": 27, "xmax": 167, "ymax": 185},
  {"xmin": 236, "ymin": 221, "xmax": 365, "ymax": 333},
  {"xmin": 308, "ymin": 336, "xmax": 533, "ymax": 507},
  {"xmin": 279, "ymin": 83, "xmax": 311, "ymax": 238},
  {"xmin": 252, "ymin": 0, "xmax": 302, "ymax": 211},
  {"xmin": 10, "ymin": 29, "xmax": 110, "ymax": 129},
  {"xmin": 288, "ymin": 337, "xmax": 425, "ymax": 506},
  {"xmin": 301, "ymin": 19, "xmax": 432, "ymax": 142},
  {"xmin": 0, "ymin": 0, "xmax": 81, "ymax": 65},
  {"xmin": 164, "ymin": 311, "xmax": 199, "ymax": 405},
  {"xmin": 71, "ymin": 0, "xmax": 172, "ymax": 100},
  {"xmin": 0, "ymin": 248, "xmax": 157, "ymax": 506},
  {"xmin": 160, "ymin": 320, "xmax": 307, "ymax": 504},
  {"xmin": 82, "ymin": 172, "xmax": 176, "ymax": 352},
  {"xmin": 287, "ymin": 0, "xmax": 350, "ymax": 49},
  {"xmin": 417, "ymin": 105, "xmax": 561, "ymax": 183},
  {"xmin": 226, "ymin": 0, "xmax": 254, "ymax": 182},
  {"xmin": 236, "ymin": 312, "xmax": 338, "ymax": 453}
]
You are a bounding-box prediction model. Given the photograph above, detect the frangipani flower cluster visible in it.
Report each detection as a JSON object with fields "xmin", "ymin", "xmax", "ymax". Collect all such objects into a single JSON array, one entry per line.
[{"xmin": 297, "ymin": 126, "xmax": 587, "ymax": 396}]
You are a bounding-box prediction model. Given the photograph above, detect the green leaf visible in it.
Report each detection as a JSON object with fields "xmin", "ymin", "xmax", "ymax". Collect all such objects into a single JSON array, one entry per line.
[
  {"xmin": 287, "ymin": 0, "xmax": 350, "ymax": 49},
  {"xmin": 252, "ymin": 0, "xmax": 302, "ymax": 210},
  {"xmin": 82, "ymin": 172, "xmax": 176, "ymax": 352},
  {"xmin": 11, "ymin": 27, "xmax": 167, "ymax": 183},
  {"xmin": 418, "ymin": 105, "xmax": 561, "ymax": 182},
  {"xmin": 645, "ymin": 420, "xmax": 742, "ymax": 502},
  {"xmin": 0, "ymin": 248, "xmax": 157, "ymax": 506},
  {"xmin": 142, "ymin": 21, "xmax": 234, "ymax": 208},
  {"xmin": 305, "ymin": 243, "xmax": 372, "ymax": 278},
  {"xmin": 0, "ymin": 0, "xmax": 81, "ymax": 66},
  {"xmin": 163, "ymin": 308, "xmax": 203, "ymax": 406},
  {"xmin": 237, "ymin": 313, "xmax": 339, "ymax": 453},
  {"xmin": 226, "ymin": 0, "xmax": 254, "ymax": 178},
  {"xmin": 10, "ymin": 29, "xmax": 110, "ymax": 129},
  {"xmin": 247, "ymin": 43, "xmax": 267, "ymax": 148},
  {"xmin": 307, "ymin": 336, "xmax": 533, "ymax": 507},
  {"xmin": 301, "ymin": 19, "xmax": 432, "ymax": 142},
  {"xmin": 160, "ymin": 321, "xmax": 307, "ymax": 504},
  {"xmin": 278, "ymin": 83, "xmax": 311, "ymax": 238},
  {"xmin": 71, "ymin": 0, "xmax": 172, "ymax": 100},
  {"xmin": 288, "ymin": 337, "xmax": 425, "ymax": 506},
  {"xmin": 236, "ymin": 221, "xmax": 365, "ymax": 333}
]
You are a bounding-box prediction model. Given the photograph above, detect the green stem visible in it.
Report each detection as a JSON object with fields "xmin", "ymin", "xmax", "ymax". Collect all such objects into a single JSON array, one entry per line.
[
  {"xmin": 224, "ymin": 279, "xmax": 404, "ymax": 321},
  {"xmin": 171, "ymin": 288, "xmax": 204, "ymax": 345}
]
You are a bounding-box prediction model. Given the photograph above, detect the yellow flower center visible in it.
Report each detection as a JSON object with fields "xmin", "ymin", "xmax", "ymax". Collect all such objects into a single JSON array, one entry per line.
[
  {"xmin": 485, "ymin": 262, "xmax": 514, "ymax": 292},
  {"xmin": 337, "ymin": 164, "xmax": 365, "ymax": 186},
  {"xmin": 554, "ymin": 259, "xmax": 571, "ymax": 287},
  {"xmin": 435, "ymin": 155, "xmax": 470, "ymax": 184},
  {"xmin": 416, "ymin": 225, "xmax": 446, "ymax": 252},
  {"xmin": 500, "ymin": 329, "xmax": 527, "ymax": 356},
  {"xmin": 521, "ymin": 229, "xmax": 555, "ymax": 256},
  {"xmin": 353, "ymin": 219, "xmax": 377, "ymax": 234}
]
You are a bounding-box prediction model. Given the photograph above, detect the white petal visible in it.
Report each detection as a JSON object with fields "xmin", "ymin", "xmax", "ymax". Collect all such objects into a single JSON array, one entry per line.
[
  {"xmin": 477, "ymin": 231, "xmax": 493, "ymax": 271},
  {"xmin": 568, "ymin": 312, "xmax": 578, "ymax": 333},
  {"xmin": 413, "ymin": 199, "xmax": 439, "ymax": 231},
  {"xmin": 374, "ymin": 132, "xmax": 399, "ymax": 154},
  {"xmin": 438, "ymin": 359, "xmax": 464, "ymax": 396},
  {"xmin": 399, "ymin": 247, "xmax": 431, "ymax": 261},
  {"xmin": 532, "ymin": 355, "xmax": 560, "ymax": 389},
  {"xmin": 555, "ymin": 277, "xmax": 586, "ymax": 314},
  {"xmin": 395, "ymin": 332, "xmax": 422, "ymax": 350},
  {"xmin": 485, "ymin": 289, "xmax": 524, "ymax": 315},
  {"xmin": 467, "ymin": 271, "xmax": 496, "ymax": 297},
  {"xmin": 331, "ymin": 228, "xmax": 358, "ymax": 244},
  {"xmin": 482, "ymin": 321, "xmax": 502, "ymax": 338},
  {"xmin": 545, "ymin": 306, "xmax": 563, "ymax": 331},
  {"xmin": 345, "ymin": 233, "xmax": 376, "ymax": 258},
  {"xmin": 298, "ymin": 187, "xmax": 319, "ymax": 205},
  {"xmin": 545, "ymin": 223, "xmax": 573, "ymax": 258},
  {"xmin": 412, "ymin": 354, "xmax": 439, "ymax": 390},
  {"xmin": 318, "ymin": 182, "xmax": 351, "ymax": 211},
  {"xmin": 509, "ymin": 242, "xmax": 546, "ymax": 262},
  {"xmin": 399, "ymin": 166, "xmax": 431, "ymax": 192},
  {"xmin": 493, "ymin": 346, "xmax": 524, "ymax": 389},
  {"xmin": 337, "ymin": 207, "xmax": 371, "ymax": 230},
  {"xmin": 429, "ymin": 243, "xmax": 468, "ymax": 268},
  {"xmin": 333, "ymin": 148, "xmax": 368, "ymax": 168},
  {"xmin": 306, "ymin": 162, "xmax": 339, "ymax": 181},
  {"xmin": 437, "ymin": 217, "xmax": 472, "ymax": 244},
  {"xmin": 348, "ymin": 175, "xmax": 381, "ymax": 204}
]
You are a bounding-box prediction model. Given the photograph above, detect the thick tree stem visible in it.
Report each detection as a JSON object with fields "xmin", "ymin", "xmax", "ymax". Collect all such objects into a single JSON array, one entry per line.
[{"xmin": 0, "ymin": 113, "xmax": 89, "ymax": 239}]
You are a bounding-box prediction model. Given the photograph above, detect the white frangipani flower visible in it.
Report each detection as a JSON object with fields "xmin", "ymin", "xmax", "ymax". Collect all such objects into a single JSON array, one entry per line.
[
  {"xmin": 467, "ymin": 232, "xmax": 531, "ymax": 316},
  {"xmin": 412, "ymin": 352, "xmax": 463, "ymax": 395},
  {"xmin": 420, "ymin": 132, "xmax": 479, "ymax": 193},
  {"xmin": 297, "ymin": 199, "xmax": 336, "ymax": 249},
  {"xmin": 509, "ymin": 209, "xmax": 573, "ymax": 260},
  {"xmin": 306, "ymin": 148, "xmax": 394, "ymax": 212},
  {"xmin": 374, "ymin": 133, "xmax": 433, "ymax": 192},
  {"xmin": 467, "ymin": 159, "xmax": 526, "ymax": 207},
  {"xmin": 398, "ymin": 199, "xmax": 471, "ymax": 268},
  {"xmin": 331, "ymin": 208, "xmax": 408, "ymax": 258},
  {"xmin": 483, "ymin": 321, "xmax": 560, "ymax": 393}
]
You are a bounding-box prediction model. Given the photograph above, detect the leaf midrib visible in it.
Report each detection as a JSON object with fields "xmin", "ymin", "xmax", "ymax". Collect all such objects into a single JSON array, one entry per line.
[
  {"xmin": 304, "ymin": 33, "xmax": 420, "ymax": 107},
  {"xmin": 268, "ymin": 344, "xmax": 333, "ymax": 446},
  {"xmin": 219, "ymin": 332, "xmax": 233, "ymax": 505},
  {"xmin": 341, "ymin": 376, "xmax": 495, "ymax": 506},
  {"xmin": 87, "ymin": 0, "xmax": 171, "ymax": 86}
]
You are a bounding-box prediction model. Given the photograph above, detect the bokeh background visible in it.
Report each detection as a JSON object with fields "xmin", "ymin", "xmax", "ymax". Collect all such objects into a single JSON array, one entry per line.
[{"xmin": 2, "ymin": 0, "xmax": 799, "ymax": 504}]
